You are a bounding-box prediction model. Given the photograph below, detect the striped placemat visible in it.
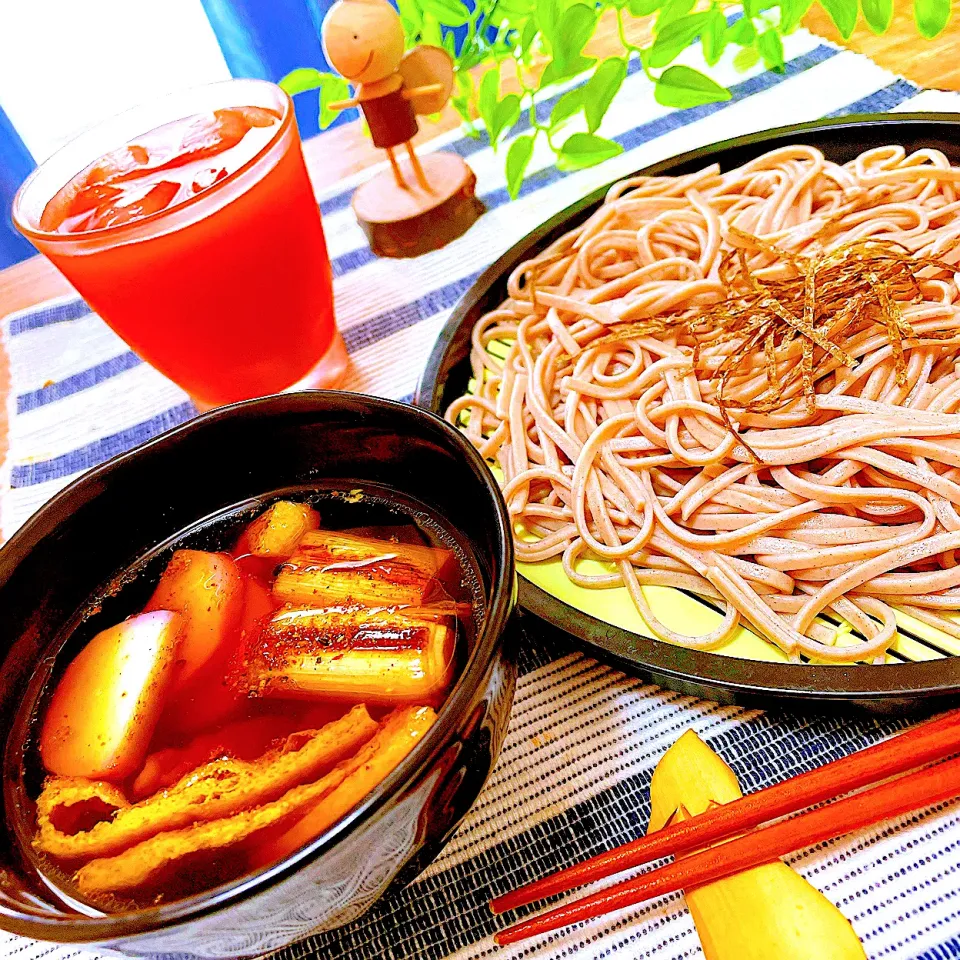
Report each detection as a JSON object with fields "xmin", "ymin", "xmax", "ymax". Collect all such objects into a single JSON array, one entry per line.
[{"xmin": 3, "ymin": 27, "xmax": 960, "ymax": 960}]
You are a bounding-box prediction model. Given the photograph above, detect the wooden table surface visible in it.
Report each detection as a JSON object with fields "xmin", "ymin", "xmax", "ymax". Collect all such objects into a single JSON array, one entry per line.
[{"xmin": 2, "ymin": 1, "xmax": 959, "ymax": 320}]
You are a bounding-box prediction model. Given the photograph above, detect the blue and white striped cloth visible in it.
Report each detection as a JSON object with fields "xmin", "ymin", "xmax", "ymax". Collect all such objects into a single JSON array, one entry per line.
[{"xmin": 3, "ymin": 27, "xmax": 960, "ymax": 960}]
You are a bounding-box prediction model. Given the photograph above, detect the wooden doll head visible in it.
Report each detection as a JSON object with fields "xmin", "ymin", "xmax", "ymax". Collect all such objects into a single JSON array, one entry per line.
[{"xmin": 322, "ymin": 0, "xmax": 405, "ymax": 85}]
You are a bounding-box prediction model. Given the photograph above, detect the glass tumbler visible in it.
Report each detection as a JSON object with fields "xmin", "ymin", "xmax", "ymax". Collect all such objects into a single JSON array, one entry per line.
[{"xmin": 13, "ymin": 79, "xmax": 347, "ymax": 409}]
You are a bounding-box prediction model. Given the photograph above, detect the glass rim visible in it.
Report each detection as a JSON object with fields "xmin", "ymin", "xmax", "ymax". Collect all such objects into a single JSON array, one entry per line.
[{"xmin": 12, "ymin": 77, "xmax": 294, "ymax": 244}]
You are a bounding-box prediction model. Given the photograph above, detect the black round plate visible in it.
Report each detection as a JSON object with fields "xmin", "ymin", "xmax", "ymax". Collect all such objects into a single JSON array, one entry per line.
[{"xmin": 416, "ymin": 113, "xmax": 960, "ymax": 715}]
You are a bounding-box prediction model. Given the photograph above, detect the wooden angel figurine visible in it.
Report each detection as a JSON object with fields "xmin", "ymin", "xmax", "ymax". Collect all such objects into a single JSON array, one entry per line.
[{"xmin": 322, "ymin": 0, "xmax": 484, "ymax": 257}]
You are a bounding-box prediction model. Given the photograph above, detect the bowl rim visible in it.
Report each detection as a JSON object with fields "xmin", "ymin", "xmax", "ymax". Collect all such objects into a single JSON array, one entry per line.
[
  {"xmin": 415, "ymin": 111, "xmax": 960, "ymax": 712},
  {"xmin": 0, "ymin": 390, "xmax": 516, "ymax": 942}
]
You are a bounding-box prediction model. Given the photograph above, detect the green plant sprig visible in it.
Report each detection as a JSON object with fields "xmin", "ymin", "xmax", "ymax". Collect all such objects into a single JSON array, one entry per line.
[{"xmin": 283, "ymin": 0, "xmax": 951, "ymax": 199}]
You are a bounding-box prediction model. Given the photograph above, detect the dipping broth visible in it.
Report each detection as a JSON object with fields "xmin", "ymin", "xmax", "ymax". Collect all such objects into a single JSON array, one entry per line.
[{"xmin": 15, "ymin": 487, "xmax": 481, "ymax": 908}]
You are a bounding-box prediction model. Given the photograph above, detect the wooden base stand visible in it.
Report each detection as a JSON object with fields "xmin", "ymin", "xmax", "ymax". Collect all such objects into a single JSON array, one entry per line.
[{"xmin": 352, "ymin": 152, "xmax": 484, "ymax": 258}]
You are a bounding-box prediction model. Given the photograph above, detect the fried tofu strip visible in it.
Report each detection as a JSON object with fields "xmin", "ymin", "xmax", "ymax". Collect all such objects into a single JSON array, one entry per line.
[
  {"xmin": 75, "ymin": 706, "xmax": 437, "ymax": 898},
  {"xmin": 250, "ymin": 703, "xmax": 437, "ymax": 867},
  {"xmin": 35, "ymin": 704, "xmax": 377, "ymax": 861}
]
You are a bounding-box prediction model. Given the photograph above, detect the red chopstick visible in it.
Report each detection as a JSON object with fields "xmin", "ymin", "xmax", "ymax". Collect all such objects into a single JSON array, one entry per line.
[
  {"xmin": 495, "ymin": 752, "xmax": 960, "ymax": 946},
  {"xmin": 491, "ymin": 707, "xmax": 960, "ymax": 915}
]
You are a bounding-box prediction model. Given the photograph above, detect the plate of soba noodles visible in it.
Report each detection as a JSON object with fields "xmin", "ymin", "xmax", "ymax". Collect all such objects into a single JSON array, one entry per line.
[{"xmin": 418, "ymin": 114, "xmax": 960, "ymax": 712}]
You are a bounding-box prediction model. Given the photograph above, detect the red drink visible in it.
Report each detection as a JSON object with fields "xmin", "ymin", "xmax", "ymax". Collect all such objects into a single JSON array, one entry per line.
[{"xmin": 14, "ymin": 81, "xmax": 345, "ymax": 408}]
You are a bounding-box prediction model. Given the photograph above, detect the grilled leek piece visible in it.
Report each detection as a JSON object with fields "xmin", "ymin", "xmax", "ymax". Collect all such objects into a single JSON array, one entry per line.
[
  {"xmin": 648, "ymin": 731, "xmax": 866, "ymax": 960},
  {"xmin": 244, "ymin": 501, "xmax": 320, "ymax": 558},
  {"xmin": 272, "ymin": 531, "xmax": 455, "ymax": 608},
  {"xmin": 233, "ymin": 605, "xmax": 455, "ymax": 704}
]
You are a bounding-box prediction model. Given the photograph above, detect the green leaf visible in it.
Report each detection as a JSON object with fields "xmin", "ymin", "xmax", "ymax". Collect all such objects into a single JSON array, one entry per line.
[
  {"xmin": 757, "ymin": 28, "xmax": 785, "ymax": 71},
  {"xmin": 701, "ymin": 8, "xmax": 728, "ymax": 65},
  {"xmin": 451, "ymin": 94, "xmax": 473, "ymax": 125},
  {"xmin": 549, "ymin": 86, "xmax": 585, "ymax": 128},
  {"xmin": 451, "ymin": 69, "xmax": 475, "ymax": 128},
  {"xmin": 318, "ymin": 75, "xmax": 351, "ymax": 128},
  {"xmin": 490, "ymin": 94, "xmax": 522, "ymax": 143},
  {"xmin": 819, "ymin": 0, "xmax": 859, "ymax": 38},
  {"xmin": 861, "ymin": 0, "xmax": 892, "ymax": 30},
  {"xmin": 396, "ymin": 0, "xmax": 424, "ymax": 35},
  {"xmin": 558, "ymin": 132, "xmax": 623, "ymax": 170},
  {"xmin": 456, "ymin": 46, "xmax": 481, "ymax": 70},
  {"xmin": 540, "ymin": 52, "xmax": 596, "ymax": 85},
  {"xmin": 655, "ymin": 0, "xmax": 695, "ymax": 30},
  {"xmin": 647, "ymin": 12, "xmax": 711, "ymax": 67},
  {"xmin": 506, "ymin": 134, "xmax": 536, "ymax": 198},
  {"xmin": 778, "ymin": 0, "xmax": 814, "ymax": 31},
  {"xmin": 654, "ymin": 64, "xmax": 733, "ymax": 108},
  {"xmin": 727, "ymin": 15, "xmax": 757, "ymax": 43},
  {"xmin": 478, "ymin": 68, "xmax": 500, "ymax": 134},
  {"xmin": 520, "ymin": 16, "xmax": 539, "ymax": 52},
  {"xmin": 564, "ymin": 1, "xmax": 599, "ymax": 46},
  {"xmin": 488, "ymin": 0, "xmax": 534, "ymax": 27},
  {"xmin": 422, "ymin": 0, "xmax": 471, "ymax": 25},
  {"xmin": 914, "ymin": 0, "xmax": 950, "ymax": 37},
  {"xmin": 279, "ymin": 68, "xmax": 327, "ymax": 96},
  {"xmin": 552, "ymin": 3, "xmax": 598, "ymax": 73},
  {"xmin": 627, "ymin": 0, "xmax": 661, "ymax": 14},
  {"xmin": 280, "ymin": 69, "xmax": 353, "ymax": 132},
  {"xmin": 422, "ymin": 10, "xmax": 444, "ymax": 45},
  {"xmin": 583, "ymin": 57, "xmax": 628, "ymax": 132},
  {"xmin": 733, "ymin": 44, "xmax": 760, "ymax": 70},
  {"xmin": 537, "ymin": 0, "xmax": 562, "ymax": 54}
]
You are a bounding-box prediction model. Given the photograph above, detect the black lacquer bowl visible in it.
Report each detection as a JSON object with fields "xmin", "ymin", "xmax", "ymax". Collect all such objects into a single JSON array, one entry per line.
[
  {"xmin": 417, "ymin": 113, "xmax": 960, "ymax": 715},
  {"xmin": 0, "ymin": 392, "xmax": 517, "ymax": 958}
]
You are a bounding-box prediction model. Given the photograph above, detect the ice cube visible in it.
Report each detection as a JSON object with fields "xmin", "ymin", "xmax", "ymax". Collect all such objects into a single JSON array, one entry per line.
[
  {"xmin": 191, "ymin": 167, "xmax": 228, "ymax": 194},
  {"xmin": 86, "ymin": 180, "xmax": 180, "ymax": 230}
]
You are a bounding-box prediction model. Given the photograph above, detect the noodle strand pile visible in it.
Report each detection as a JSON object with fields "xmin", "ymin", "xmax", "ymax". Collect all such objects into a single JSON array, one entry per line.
[{"xmin": 447, "ymin": 145, "xmax": 960, "ymax": 663}]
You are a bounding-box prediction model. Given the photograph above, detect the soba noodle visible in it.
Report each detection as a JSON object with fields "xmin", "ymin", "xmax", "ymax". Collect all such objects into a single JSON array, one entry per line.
[{"xmin": 446, "ymin": 145, "xmax": 960, "ymax": 664}]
